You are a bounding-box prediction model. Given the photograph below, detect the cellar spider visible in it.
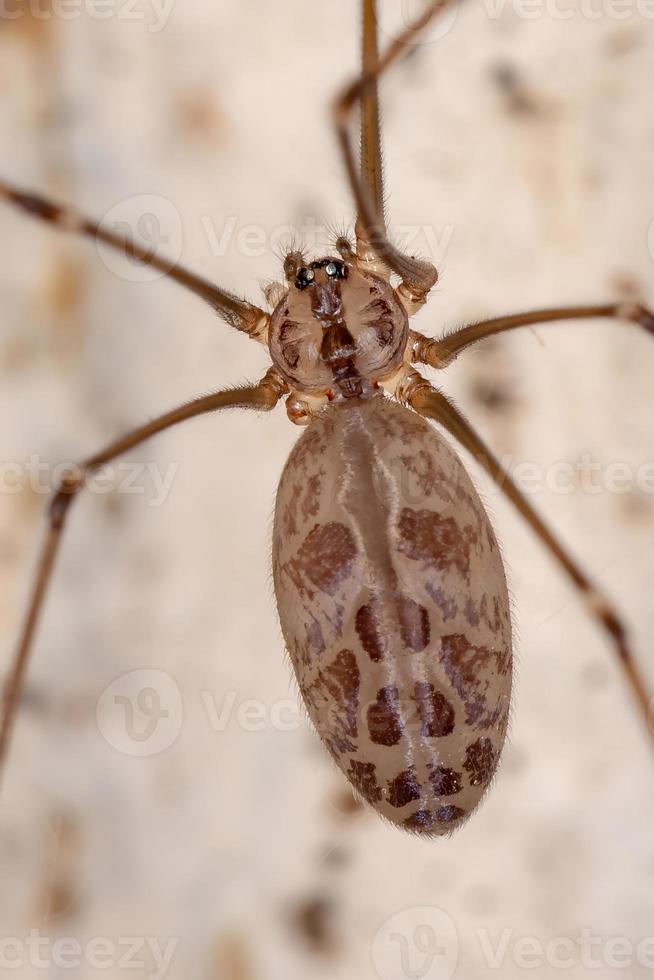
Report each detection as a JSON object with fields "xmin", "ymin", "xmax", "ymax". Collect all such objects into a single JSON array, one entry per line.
[{"xmin": 1, "ymin": 0, "xmax": 652, "ymax": 833}]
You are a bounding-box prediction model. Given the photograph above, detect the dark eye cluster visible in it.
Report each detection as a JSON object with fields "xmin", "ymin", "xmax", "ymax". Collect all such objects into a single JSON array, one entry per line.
[{"xmin": 295, "ymin": 258, "xmax": 348, "ymax": 290}]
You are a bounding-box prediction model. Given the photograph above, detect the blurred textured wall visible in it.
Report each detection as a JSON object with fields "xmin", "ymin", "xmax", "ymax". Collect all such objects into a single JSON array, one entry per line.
[{"xmin": 1, "ymin": 1, "xmax": 654, "ymax": 979}]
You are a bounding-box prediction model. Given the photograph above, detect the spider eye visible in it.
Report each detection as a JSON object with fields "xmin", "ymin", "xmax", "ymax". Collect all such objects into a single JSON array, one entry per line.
[
  {"xmin": 325, "ymin": 260, "xmax": 347, "ymax": 280},
  {"xmin": 295, "ymin": 267, "xmax": 315, "ymax": 290}
]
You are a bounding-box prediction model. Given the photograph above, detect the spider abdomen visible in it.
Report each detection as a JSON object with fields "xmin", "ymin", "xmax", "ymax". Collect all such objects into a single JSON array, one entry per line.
[{"xmin": 272, "ymin": 395, "xmax": 512, "ymax": 835}]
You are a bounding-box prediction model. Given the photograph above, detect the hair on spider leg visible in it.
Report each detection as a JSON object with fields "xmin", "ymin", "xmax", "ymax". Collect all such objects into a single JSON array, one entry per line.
[
  {"xmin": 273, "ymin": 230, "xmax": 306, "ymax": 265},
  {"xmin": 324, "ymin": 217, "xmax": 353, "ymax": 239},
  {"xmin": 323, "ymin": 217, "xmax": 356, "ymax": 254}
]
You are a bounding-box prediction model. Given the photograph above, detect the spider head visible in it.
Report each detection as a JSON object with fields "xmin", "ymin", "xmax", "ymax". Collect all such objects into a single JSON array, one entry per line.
[{"xmin": 268, "ymin": 251, "xmax": 409, "ymax": 400}]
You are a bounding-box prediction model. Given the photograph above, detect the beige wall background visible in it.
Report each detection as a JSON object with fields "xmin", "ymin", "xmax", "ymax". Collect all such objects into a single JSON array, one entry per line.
[{"xmin": 1, "ymin": 1, "xmax": 653, "ymax": 978}]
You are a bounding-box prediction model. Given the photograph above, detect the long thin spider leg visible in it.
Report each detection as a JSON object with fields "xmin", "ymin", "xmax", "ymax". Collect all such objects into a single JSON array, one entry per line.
[
  {"xmin": 0, "ymin": 178, "xmax": 269, "ymax": 341},
  {"xmin": 399, "ymin": 371, "xmax": 654, "ymax": 743},
  {"xmin": 334, "ymin": 0, "xmax": 456, "ymax": 305},
  {"xmin": 410, "ymin": 302, "xmax": 654, "ymax": 369},
  {"xmin": 357, "ymin": 0, "xmax": 386, "ymax": 260},
  {"xmin": 0, "ymin": 369, "xmax": 287, "ymax": 784}
]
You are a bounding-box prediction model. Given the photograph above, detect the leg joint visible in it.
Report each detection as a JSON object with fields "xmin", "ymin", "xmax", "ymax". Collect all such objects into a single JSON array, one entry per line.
[
  {"xmin": 49, "ymin": 472, "xmax": 84, "ymax": 529},
  {"xmin": 617, "ymin": 302, "xmax": 654, "ymax": 334},
  {"xmin": 586, "ymin": 587, "xmax": 629, "ymax": 659}
]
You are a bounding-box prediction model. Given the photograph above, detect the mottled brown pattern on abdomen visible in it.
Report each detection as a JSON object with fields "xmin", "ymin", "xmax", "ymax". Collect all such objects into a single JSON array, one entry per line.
[{"xmin": 272, "ymin": 394, "xmax": 512, "ymax": 836}]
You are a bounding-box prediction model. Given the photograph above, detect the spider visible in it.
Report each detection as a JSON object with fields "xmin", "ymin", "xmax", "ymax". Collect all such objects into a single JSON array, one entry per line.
[{"xmin": 0, "ymin": 0, "xmax": 652, "ymax": 835}]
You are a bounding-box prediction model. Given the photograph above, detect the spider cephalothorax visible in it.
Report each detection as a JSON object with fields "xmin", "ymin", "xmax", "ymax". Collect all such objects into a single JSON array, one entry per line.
[{"xmin": 268, "ymin": 250, "xmax": 409, "ymax": 406}]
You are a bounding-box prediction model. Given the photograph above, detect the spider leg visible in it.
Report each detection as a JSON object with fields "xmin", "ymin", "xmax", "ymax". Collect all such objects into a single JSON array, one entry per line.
[
  {"xmin": 399, "ymin": 370, "xmax": 654, "ymax": 743},
  {"xmin": 0, "ymin": 369, "xmax": 287, "ymax": 785},
  {"xmin": 357, "ymin": 0, "xmax": 386, "ymax": 263},
  {"xmin": 335, "ymin": 0, "xmax": 456, "ymax": 307},
  {"xmin": 0, "ymin": 178, "xmax": 268, "ymax": 341},
  {"xmin": 410, "ymin": 302, "xmax": 654, "ymax": 368}
]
